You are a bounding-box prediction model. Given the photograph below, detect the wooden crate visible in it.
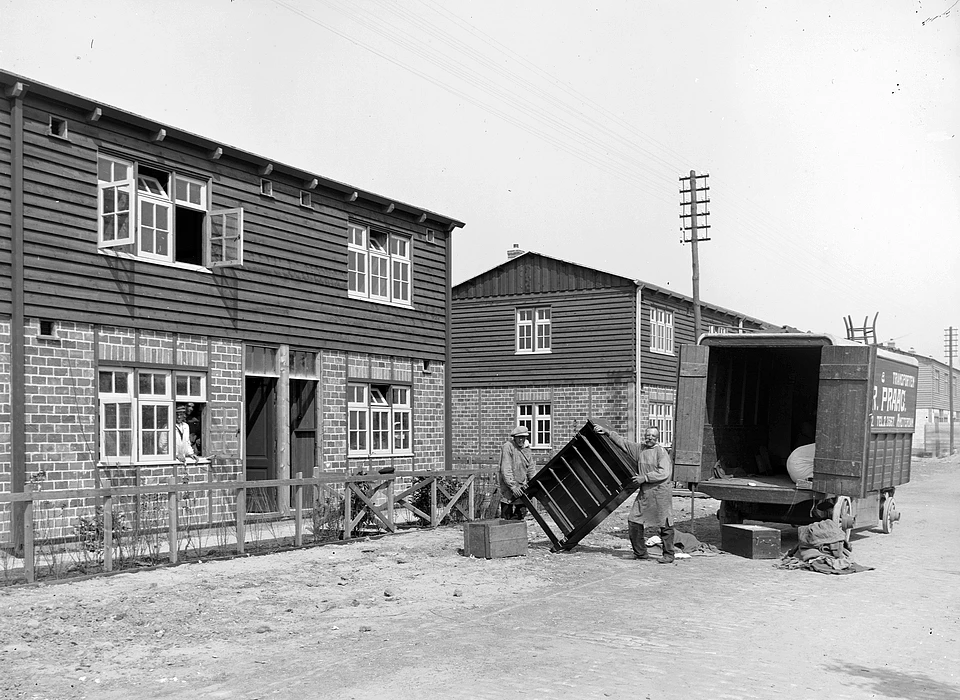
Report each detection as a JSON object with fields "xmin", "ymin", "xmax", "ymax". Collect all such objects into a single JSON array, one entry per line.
[
  {"xmin": 721, "ymin": 524, "xmax": 781, "ymax": 559},
  {"xmin": 463, "ymin": 520, "xmax": 528, "ymax": 559}
]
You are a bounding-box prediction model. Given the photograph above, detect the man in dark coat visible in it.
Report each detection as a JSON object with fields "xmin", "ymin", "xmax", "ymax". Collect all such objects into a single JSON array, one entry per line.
[
  {"xmin": 594, "ymin": 424, "xmax": 676, "ymax": 563},
  {"xmin": 499, "ymin": 425, "xmax": 537, "ymax": 520}
]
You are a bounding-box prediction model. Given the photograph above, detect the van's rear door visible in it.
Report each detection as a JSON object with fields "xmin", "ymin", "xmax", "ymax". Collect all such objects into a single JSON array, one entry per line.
[
  {"xmin": 814, "ymin": 344, "xmax": 873, "ymax": 497},
  {"xmin": 673, "ymin": 344, "xmax": 709, "ymax": 484}
]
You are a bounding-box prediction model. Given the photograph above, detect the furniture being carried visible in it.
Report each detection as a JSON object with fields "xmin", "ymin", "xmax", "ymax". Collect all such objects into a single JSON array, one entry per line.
[{"xmin": 521, "ymin": 419, "xmax": 638, "ymax": 552}]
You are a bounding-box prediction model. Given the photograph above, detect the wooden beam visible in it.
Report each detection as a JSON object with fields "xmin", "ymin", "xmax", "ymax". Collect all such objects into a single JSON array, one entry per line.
[
  {"xmin": 4, "ymin": 82, "xmax": 24, "ymax": 98},
  {"xmin": 346, "ymin": 191, "xmax": 358, "ymax": 202},
  {"xmin": 417, "ymin": 213, "xmax": 427, "ymax": 224},
  {"xmin": 304, "ymin": 177, "xmax": 318, "ymax": 190},
  {"xmin": 384, "ymin": 202, "xmax": 395, "ymax": 214},
  {"xmin": 259, "ymin": 163, "xmax": 273, "ymax": 176},
  {"xmin": 209, "ymin": 146, "xmax": 223, "ymax": 160},
  {"xmin": 87, "ymin": 107, "xmax": 102, "ymax": 122},
  {"xmin": 152, "ymin": 128, "xmax": 166, "ymax": 142}
]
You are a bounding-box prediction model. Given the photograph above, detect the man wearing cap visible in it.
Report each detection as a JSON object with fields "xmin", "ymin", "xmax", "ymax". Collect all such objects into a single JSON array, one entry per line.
[
  {"xmin": 175, "ymin": 404, "xmax": 200, "ymax": 464},
  {"xmin": 594, "ymin": 424, "xmax": 676, "ymax": 563},
  {"xmin": 499, "ymin": 425, "xmax": 537, "ymax": 520}
]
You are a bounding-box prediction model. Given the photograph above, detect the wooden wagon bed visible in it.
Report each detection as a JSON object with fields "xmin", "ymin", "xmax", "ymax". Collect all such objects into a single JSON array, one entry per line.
[{"xmin": 696, "ymin": 474, "xmax": 822, "ymax": 505}]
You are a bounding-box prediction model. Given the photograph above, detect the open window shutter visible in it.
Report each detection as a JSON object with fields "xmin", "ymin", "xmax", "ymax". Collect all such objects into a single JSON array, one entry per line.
[
  {"xmin": 813, "ymin": 344, "xmax": 872, "ymax": 497},
  {"xmin": 672, "ymin": 343, "xmax": 709, "ymax": 484},
  {"xmin": 206, "ymin": 207, "xmax": 243, "ymax": 268},
  {"xmin": 97, "ymin": 177, "xmax": 136, "ymax": 248}
]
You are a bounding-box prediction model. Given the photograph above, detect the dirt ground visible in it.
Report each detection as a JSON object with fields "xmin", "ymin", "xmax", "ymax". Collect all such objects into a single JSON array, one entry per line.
[{"xmin": 2, "ymin": 454, "xmax": 958, "ymax": 700}]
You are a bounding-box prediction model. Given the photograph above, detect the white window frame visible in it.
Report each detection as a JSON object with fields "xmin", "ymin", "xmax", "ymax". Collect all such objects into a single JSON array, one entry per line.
[
  {"xmin": 649, "ymin": 307, "xmax": 675, "ymax": 355},
  {"xmin": 96, "ymin": 154, "xmax": 243, "ymax": 269},
  {"xmin": 347, "ymin": 223, "xmax": 413, "ymax": 307},
  {"xmin": 347, "ymin": 382, "xmax": 414, "ymax": 457},
  {"xmin": 516, "ymin": 307, "xmax": 551, "ymax": 354},
  {"xmin": 98, "ymin": 367, "xmax": 208, "ymax": 464},
  {"xmin": 517, "ymin": 402, "xmax": 552, "ymax": 448},
  {"xmin": 649, "ymin": 400, "xmax": 674, "ymax": 447}
]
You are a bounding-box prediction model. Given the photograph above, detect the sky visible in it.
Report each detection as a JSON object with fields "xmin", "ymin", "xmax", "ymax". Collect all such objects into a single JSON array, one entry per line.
[{"xmin": 2, "ymin": 0, "xmax": 958, "ymax": 361}]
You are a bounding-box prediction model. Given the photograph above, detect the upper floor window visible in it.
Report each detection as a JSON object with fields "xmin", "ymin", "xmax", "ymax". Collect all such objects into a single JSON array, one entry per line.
[
  {"xmin": 517, "ymin": 307, "xmax": 551, "ymax": 354},
  {"xmin": 649, "ymin": 307, "xmax": 674, "ymax": 355},
  {"xmin": 348, "ymin": 382, "xmax": 413, "ymax": 456},
  {"xmin": 97, "ymin": 155, "xmax": 243, "ymax": 269},
  {"xmin": 707, "ymin": 324, "xmax": 730, "ymax": 334},
  {"xmin": 347, "ymin": 224, "xmax": 412, "ymax": 306}
]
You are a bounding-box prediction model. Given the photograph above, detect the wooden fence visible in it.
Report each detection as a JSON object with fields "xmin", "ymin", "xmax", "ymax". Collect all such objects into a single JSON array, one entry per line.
[{"xmin": 1, "ymin": 467, "xmax": 499, "ymax": 584}]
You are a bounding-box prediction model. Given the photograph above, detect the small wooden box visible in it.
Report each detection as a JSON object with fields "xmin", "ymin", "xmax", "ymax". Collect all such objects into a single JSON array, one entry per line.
[
  {"xmin": 463, "ymin": 520, "xmax": 528, "ymax": 559},
  {"xmin": 721, "ymin": 524, "xmax": 781, "ymax": 559}
]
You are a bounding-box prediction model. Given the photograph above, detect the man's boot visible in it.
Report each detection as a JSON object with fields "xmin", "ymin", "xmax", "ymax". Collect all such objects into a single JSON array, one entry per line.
[
  {"xmin": 629, "ymin": 522, "xmax": 650, "ymax": 560},
  {"xmin": 658, "ymin": 525, "xmax": 676, "ymax": 564}
]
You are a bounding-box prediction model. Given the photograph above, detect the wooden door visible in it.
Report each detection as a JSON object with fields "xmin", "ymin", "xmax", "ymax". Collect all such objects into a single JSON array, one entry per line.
[
  {"xmin": 290, "ymin": 379, "xmax": 317, "ymax": 499},
  {"xmin": 673, "ymin": 344, "xmax": 710, "ymax": 484},
  {"xmin": 245, "ymin": 376, "xmax": 277, "ymax": 512},
  {"xmin": 813, "ymin": 344, "xmax": 872, "ymax": 497}
]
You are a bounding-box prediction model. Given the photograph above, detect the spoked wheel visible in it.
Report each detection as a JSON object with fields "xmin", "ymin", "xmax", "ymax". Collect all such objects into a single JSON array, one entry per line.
[
  {"xmin": 832, "ymin": 495, "xmax": 855, "ymax": 545},
  {"xmin": 880, "ymin": 496, "xmax": 899, "ymax": 534}
]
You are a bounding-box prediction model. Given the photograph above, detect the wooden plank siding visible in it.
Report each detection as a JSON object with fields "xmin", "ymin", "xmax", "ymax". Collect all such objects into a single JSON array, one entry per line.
[
  {"xmin": 0, "ymin": 101, "xmax": 11, "ymax": 310},
  {"xmin": 451, "ymin": 286, "xmax": 636, "ymax": 387},
  {"xmin": 640, "ymin": 287, "xmax": 759, "ymax": 387},
  {"xmin": 13, "ymin": 91, "xmax": 454, "ymax": 359}
]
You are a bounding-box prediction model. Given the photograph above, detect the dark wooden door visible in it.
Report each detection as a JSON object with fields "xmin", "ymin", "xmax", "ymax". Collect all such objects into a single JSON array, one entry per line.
[
  {"xmin": 672, "ymin": 344, "xmax": 710, "ymax": 484},
  {"xmin": 245, "ymin": 376, "xmax": 277, "ymax": 512},
  {"xmin": 290, "ymin": 379, "xmax": 317, "ymax": 503}
]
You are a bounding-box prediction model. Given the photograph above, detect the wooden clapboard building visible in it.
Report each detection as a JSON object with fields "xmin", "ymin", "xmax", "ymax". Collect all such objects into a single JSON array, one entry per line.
[
  {"xmin": 451, "ymin": 249, "xmax": 780, "ymax": 461},
  {"xmin": 0, "ymin": 71, "xmax": 463, "ymax": 541}
]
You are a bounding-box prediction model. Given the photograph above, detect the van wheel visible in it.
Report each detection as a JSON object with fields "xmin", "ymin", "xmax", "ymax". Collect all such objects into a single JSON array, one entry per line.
[
  {"xmin": 717, "ymin": 502, "xmax": 743, "ymax": 525},
  {"xmin": 880, "ymin": 497, "xmax": 899, "ymax": 534},
  {"xmin": 832, "ymin": 496, "xmax": 854, "ymax": 545}
]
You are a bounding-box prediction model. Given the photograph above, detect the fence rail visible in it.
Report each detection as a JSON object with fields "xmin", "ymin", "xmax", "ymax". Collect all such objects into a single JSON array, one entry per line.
[{"xmin": 1, "ymin": 467, "xmax": 499, "ymax": 585}]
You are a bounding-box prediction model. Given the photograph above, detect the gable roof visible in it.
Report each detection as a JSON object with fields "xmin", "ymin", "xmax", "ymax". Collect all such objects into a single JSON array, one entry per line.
[
  {"xmin": 454, "ymin": 250, "xmax": 780, "ymax": 328},
  {"xmin": 0, "ymin": 70, "xmax": 465, "ymax": 232}
]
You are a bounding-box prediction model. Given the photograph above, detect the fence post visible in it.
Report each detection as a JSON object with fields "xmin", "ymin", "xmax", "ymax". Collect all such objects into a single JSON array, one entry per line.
[
  {"xmin": 386, "ymin": 478, "xmax": 395, "ymax": 530},
  {"xmin": 23, "ymin": 485, "xmax": 35, "ymax": 584},
  {"xmin": 236, "ymin": 486, "xmax": 246, "ymax": 555},
  {"xmin": 167, "ymin": 476, "xmax": 178, "ymax": 565},
  {"xmin": 312, "ymin": 466, "xmax": 320, "ymax": 512},
  {"xmin": 294, "ymin": 471, "xmax": 303, "ymax": 547},
  {"xmin": 430, "ymin": 478, "xmax": 439, "ymax": 528},
  {"xmin": 468, "ymin": 477, "xmax": 476, "ymax": 521},
  {"xmin": 103, "ymin": 492, "xmax": 113, "ymax": 573},
  {"xmin": 343, "ymin": 482, "xmax": 353, "ymax": 540}
]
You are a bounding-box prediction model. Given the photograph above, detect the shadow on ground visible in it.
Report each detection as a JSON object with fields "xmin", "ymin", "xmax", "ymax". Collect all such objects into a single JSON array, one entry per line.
[{"xmin": 825, "ymin": 663, "xmax": 960, "ymax": 700}]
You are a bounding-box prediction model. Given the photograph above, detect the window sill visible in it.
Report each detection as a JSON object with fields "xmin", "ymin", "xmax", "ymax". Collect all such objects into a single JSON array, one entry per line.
[
  {"xmin": 97, "ymin": 458, "xmax": 213, "ymax": 468},
  {"xmin": 515, "ymin": 350, "xmax": 552, "ymax": 355},
  {"xmin": 648, "ymin": 348, "xmax": 675, "ymax": 357},
  {"xmin": 347, "ymin": 452, "xmax": 415, "ymax": 459},
  {"xmin": 97, "ymin": 248, "xmax": 214, "ymax": 274},
  {"xmin": 347, "ymin": 292, "xmax": 413, "ymax": 310}
]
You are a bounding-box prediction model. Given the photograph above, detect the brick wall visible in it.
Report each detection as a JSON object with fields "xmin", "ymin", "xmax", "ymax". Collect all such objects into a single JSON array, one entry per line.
[
  {"xmin": 452, "ymin": 381, "xmax": 635, "ymax": 464},
  {"xmin": 321, "ymin": 350, "xmax": 347, "ymax": 472},
  {"xmin": 414, "ymin": 359, "xmax": 445, "ymax": 470}
]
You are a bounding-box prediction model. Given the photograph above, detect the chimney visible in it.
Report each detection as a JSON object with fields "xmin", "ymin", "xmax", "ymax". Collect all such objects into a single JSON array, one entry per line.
[{"xmin": 507, "ymin": 243, "xmax": 525, "ymax": 260}]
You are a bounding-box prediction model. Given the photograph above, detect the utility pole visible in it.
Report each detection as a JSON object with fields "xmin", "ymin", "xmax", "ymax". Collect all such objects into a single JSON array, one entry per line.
[
  {"xmin": 680, "ymin": 171, "xmax": 710, "ymax": 339},
  {"xmin": 946, "ymin": 326, "xmax": 957, "ymax": 455}
]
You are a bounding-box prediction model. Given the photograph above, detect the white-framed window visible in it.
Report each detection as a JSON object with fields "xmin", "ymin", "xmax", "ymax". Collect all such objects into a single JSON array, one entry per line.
[
  {"xmin": 97, "ymin": 367, "xmax": 207, "ymax": 464},
  {"xmin": 650, "ymin": 308, "xmax": 674, "ymax": 355},
  {"xmin": 518, "ymin": 403, "xmax": 551, "ymax": 448},
  {"xmin": 707, "ymin": 324, "xmax": 730, "ymax": 334},
  {"xmin": 97, "ymin": 154, "xmax": 243, "ymax": 268},
  {"xmin": 347, "ymin": 224, "xmax": 412, "ymax": 306},
  {"xmin": 516, "ymin": 307, "xmax": 551, "ymax": 354},
  {"xmin": 649, "ymin": 401, "xmax": 674, "ymax": 447},
  {"xmin": 347, "ymin": 382, "xmax": 414, "ymax": 456}
]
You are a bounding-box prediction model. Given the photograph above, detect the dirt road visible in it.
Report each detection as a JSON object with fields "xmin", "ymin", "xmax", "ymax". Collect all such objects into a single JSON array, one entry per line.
[{"xmin": 3, "ymin": 453, "xmax": 959, "ymax": 700}]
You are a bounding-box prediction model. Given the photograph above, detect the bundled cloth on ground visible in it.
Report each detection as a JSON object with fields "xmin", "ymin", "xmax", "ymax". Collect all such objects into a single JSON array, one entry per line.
[{"xmin": 776, "ymin": 519, "xmax": 874, "ymax": 575}]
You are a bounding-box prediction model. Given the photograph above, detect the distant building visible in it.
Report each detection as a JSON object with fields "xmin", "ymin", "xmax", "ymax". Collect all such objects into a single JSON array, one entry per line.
[
  {"xmin": 450, "ymin": 250, "xmax": 781, "ymax": 461},
  {"xmin": 882, "ymin": 344, "xmax": 959, "ymax": 455}
]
